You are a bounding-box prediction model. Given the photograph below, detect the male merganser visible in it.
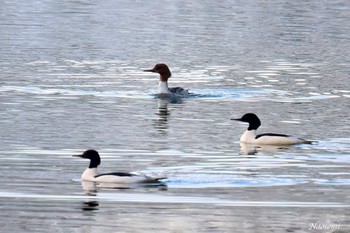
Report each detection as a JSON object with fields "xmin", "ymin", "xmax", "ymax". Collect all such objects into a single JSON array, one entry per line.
[
  {"xmin": 73, "ymin": 149, "xmax": 165, "ymax": 183},
  {"xmin": 144, "ymin": 63, "xmax": 189, "ymax": 95},
  {"xmin": 231, "ymin": 113, "xmax": 312, "ymax": 145}
]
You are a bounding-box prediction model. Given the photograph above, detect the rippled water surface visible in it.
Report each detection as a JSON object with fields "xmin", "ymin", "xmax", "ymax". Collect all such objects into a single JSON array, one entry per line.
[{"xmin": 1, "ymin": 1, "xmax": 350, "ymax": 232}]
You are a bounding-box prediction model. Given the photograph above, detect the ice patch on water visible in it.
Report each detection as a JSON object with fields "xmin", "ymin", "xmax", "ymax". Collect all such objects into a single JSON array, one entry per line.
[
  {"xmin": 305, "ymin": 138, "xmax": 350, "ymax": 153},
  {"xmin": 0, "ymin": 84, "xmax": 343, "ymax": 104},
  {"xmin": 0, "ymin": 191, "xmax": 346, "ymax": 207},
  {"xmin": 166, "ymin": 173, "xmax": 307, "ymax": 188},
  {"xmin": 150, "ymin": 88, "xmax": 279, "ymax": 101}
]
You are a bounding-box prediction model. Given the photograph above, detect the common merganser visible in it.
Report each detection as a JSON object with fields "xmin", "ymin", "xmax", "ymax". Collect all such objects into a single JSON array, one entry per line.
[
  {"xmin": 144, "ymin": 63, "xmax": 189, "ymax": 95},
  {"xmin": 231, "ymin": 113, "xmax": 312, "ymax": 145},
  {"xmin": 73, "ymin": 149, "xmax": 165, "ymax": 183}
]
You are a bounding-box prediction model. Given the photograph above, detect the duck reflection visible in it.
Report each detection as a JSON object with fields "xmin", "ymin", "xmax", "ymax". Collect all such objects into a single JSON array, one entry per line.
[
  {"xmin": 81, "ymin": 181, "xmax": 99, "ymax": 211},
  {"xmin": 81, "ymin": 180, "xmax": 167, "ymax": 194},
  {"xmin": 155, "ymin": 98, "xmax": 171, "ymax": 131},
  {"xmin": 154, "ymin": 97, "xmax": 183, "ymax": 132},
  {"xmin": 239, "ymin": 143, "xmax": 292, "ymax": 155},
  {"xmin": 82, "ymin": 181, "xmax": 132, "ymax": 193},
  {"xmin": 82, "ymin": 200, "xmax": 99, "ymax": 211},
  {"xmin": 80, "ymin": 181, "xmax": 167, "ymax": 211}
]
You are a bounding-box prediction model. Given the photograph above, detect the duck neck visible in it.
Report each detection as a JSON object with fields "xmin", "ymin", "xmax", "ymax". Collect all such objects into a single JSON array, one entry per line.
[
  {"xmin": 240, "ymin": 129, "xmax": 257, "ymax": 143},
  {"xmin": 158, "ymin": 81, "xmax": 170, "ymax": 94},
  {"xmin": 89, "ymin": 158, "xmax": 100, "ymax": 169}
]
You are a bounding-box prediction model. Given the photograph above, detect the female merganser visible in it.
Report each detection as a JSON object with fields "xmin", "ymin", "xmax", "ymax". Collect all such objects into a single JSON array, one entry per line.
[
  {"xmin": 231, "ymin": 113, "xmax": 312, "ymax": 145},
  {"xmin": 73, "ymin": 149, "xmax": 165, "ymax": 183},
  {"xmin": 144, "ymin": 63, "xmax": 189, "ymax": 95}
]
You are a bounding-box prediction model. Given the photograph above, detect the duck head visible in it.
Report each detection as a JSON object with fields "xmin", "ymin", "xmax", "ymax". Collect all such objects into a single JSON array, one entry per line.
[
  {"xmin": 73, "ymin": 149, "xmax": 101, "ymax": 168},
  {"xmin": 231, "ymin": 113, "xmax": 261, "ymax": 130},
  {"xmin": 144, "ymin": 63, "xmax": 172, "ymax": 82}
]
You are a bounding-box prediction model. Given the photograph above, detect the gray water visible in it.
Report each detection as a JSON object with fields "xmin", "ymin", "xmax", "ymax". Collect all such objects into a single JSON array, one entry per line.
[{"xmin": 1, "ymin": 1, "xmax": 350, "ymax": 232}]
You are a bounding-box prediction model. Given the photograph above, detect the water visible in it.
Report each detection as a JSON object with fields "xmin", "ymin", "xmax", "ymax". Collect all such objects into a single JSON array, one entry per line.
[{"xmin": 1, "ymin": 0, "xmax": 350, "ymax": 232}]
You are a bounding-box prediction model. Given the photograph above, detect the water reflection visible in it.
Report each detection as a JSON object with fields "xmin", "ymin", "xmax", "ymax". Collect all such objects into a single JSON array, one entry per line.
[
  {"xmin": 80, "ymin": 180, "xmax": 167, "ymax": 211},
  {"xmin": 81, "ymin": 181, "xmax": 167, "ymax": 194},
  {"xmin": 153, "ymin": 97, "xmax": 184, "ymax": 132},
  {"xmin": 82, "ymin": 200, "xmax": 99, "ymax": 211},
  {"xmin": 80, "ymin": 182, "xmax": 100, "ymax": 212},
  {"xmin": 154, "ymin": 98, "xmax": 171, "ymax": 131},
  {"xmin": 154, "ymin": 94, "xmax": 185, "ymax": 104},
  {"xmin": 82, "ymin": 181, "xmax": 135, "ymax": 193},
  {"xmin": 81, "ymin": 181, "xmax": 99, "ymax": 194},
  {"xmin": 240, "ymin": 143, "xmax": 292, "ymax": 155}
]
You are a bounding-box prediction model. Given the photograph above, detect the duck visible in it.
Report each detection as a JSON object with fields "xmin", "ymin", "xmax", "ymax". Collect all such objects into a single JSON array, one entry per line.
[
  {"xmin": 231, "ymin": 113, "xmax": 312, "ymax": 145},
  {"xmin": 144, "ymin": 63, "xmax": 189, "ymax": 96},
  {"xmin": 73, "ymin": 149, "xmax": 165, "ymax": 183}
]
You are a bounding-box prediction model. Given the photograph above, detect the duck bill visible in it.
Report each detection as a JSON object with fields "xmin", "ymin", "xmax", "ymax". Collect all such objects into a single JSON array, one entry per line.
[
  {"xmin": 72, "ymin": 154, "xmax": 83, "ymax": 158},
  {"xmin": 231, "ymin": 118, "xmax": 242, "ymax": 121},
  {"xmin": 143, "ymin": 68, "xmax": 156, "ymax": 72}
]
